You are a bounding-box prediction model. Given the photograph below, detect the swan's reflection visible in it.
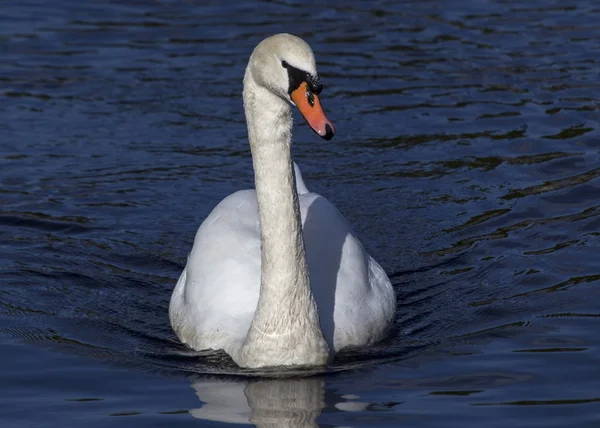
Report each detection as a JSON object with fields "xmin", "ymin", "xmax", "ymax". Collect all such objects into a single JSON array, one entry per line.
[{"xmin": 188, "ymin": 376, "xmax": 369, "ymax": 427}]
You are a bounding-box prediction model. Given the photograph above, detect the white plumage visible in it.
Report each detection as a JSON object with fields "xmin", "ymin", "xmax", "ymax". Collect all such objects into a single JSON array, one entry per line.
[{"xmin": 169, "ymin": 34, "xmax": 395, "ymax": 368}]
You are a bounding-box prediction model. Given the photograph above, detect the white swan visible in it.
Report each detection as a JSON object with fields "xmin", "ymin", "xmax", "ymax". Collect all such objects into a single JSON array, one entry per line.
[{"xmin": 169, "ymin": 33, "xmax": 395, "ymax": 369}]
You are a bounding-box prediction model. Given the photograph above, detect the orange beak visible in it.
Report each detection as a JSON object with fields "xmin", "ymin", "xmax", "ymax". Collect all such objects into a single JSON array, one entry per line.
[{"xmin": 290, "ymin": 82, "xmax": 335, "ymax": 140}]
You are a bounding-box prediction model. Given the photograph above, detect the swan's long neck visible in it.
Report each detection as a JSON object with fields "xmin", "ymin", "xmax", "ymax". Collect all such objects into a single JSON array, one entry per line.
[{"xmin": 238, "ymin": 70, "xmax": 329, "ymax": 368}]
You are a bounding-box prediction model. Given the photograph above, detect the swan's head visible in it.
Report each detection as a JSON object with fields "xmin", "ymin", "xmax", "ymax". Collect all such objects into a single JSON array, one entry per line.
[{"xmin": 247, "ymin": 33, "xmax": 335, "ymax": 140}]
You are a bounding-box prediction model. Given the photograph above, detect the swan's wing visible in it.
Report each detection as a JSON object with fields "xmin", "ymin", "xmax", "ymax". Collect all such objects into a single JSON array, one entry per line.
[
  {"xmin": 299, "ymin": 193, "xmax": 396, "ymax": 350},
  {"xmin": 170, "ymin": 189, "xmax": 262, "ymax": 353}
]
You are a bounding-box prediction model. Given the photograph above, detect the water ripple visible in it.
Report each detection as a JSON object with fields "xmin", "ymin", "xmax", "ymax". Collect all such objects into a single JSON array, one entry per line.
[{"xmin": 2, "ymin": 0, "xmax": 600, "ymax": 426}]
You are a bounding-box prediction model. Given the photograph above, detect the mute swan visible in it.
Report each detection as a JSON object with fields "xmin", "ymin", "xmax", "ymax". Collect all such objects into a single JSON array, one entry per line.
[{"xmin": 169, "ymin": 33, "xmax": 395, "ymax": 369}]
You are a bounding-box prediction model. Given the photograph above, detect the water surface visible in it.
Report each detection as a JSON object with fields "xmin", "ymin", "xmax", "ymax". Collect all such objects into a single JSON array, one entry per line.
[{"xmin": 2, "ymin": 0, "xmax": 600, "ymax": 426}]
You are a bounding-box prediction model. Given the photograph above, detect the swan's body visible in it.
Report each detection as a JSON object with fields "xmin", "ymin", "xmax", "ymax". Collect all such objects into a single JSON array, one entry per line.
[{"xmin": 169, "ymin": 34, "xmax": 395, "ymax": 368}]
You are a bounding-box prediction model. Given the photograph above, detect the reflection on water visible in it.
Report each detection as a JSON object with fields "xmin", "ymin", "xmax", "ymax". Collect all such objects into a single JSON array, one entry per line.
[
  {"xmin": 189, "ymin": 377, "xmax": 327, "ymax": 427},
  {"xmin": 185, "ymin": 369, "xmax": 539, "ymax": 427}
]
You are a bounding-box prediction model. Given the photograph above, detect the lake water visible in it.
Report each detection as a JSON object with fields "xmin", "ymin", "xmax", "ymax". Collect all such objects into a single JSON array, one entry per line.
[{"xmin": 2, "ymin": 0, "xmax": 600, "ymax": 426}]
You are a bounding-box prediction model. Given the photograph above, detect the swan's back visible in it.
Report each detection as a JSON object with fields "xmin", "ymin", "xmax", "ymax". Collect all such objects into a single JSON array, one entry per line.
[{"xmin": 169, "ymin": 180, "xmax": 395, "ymax": 357}]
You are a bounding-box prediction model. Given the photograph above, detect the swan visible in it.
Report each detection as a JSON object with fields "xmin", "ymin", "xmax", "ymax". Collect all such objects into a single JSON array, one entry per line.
[{"xmin": 169, "ymin": 33, "xmax": 396, "ymax": 369}]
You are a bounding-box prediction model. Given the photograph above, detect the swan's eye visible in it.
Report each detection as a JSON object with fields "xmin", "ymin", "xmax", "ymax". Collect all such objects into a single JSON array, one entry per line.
[
  {"xmin": 306, "ymin": 90, "xmax": 315, "ymax": 107},
  {"xmin": 281, "ymin": 60, "xmax": 288, "ymax": 68}
]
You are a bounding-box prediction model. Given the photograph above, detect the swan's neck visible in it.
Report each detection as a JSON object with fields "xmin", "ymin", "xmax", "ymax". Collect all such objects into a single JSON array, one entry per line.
[{"xmin": 238, "ymin": 71, "xmax": 329, "ymax": 368}]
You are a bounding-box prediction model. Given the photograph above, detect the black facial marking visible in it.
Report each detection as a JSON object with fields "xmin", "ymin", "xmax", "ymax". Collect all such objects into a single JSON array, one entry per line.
[
  {"xmin": 282, "ymin": 60, "xmax": 322, "ymax": 95},
  {"xmin": 307, "ymin": 74, "xmax": 322, "ymax": 94}
]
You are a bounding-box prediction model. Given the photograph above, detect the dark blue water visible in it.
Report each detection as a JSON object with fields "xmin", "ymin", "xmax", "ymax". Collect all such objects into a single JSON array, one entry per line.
[{"xmin": 2, "ymin": 0, "xmax": 600, "ymax": 426}]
